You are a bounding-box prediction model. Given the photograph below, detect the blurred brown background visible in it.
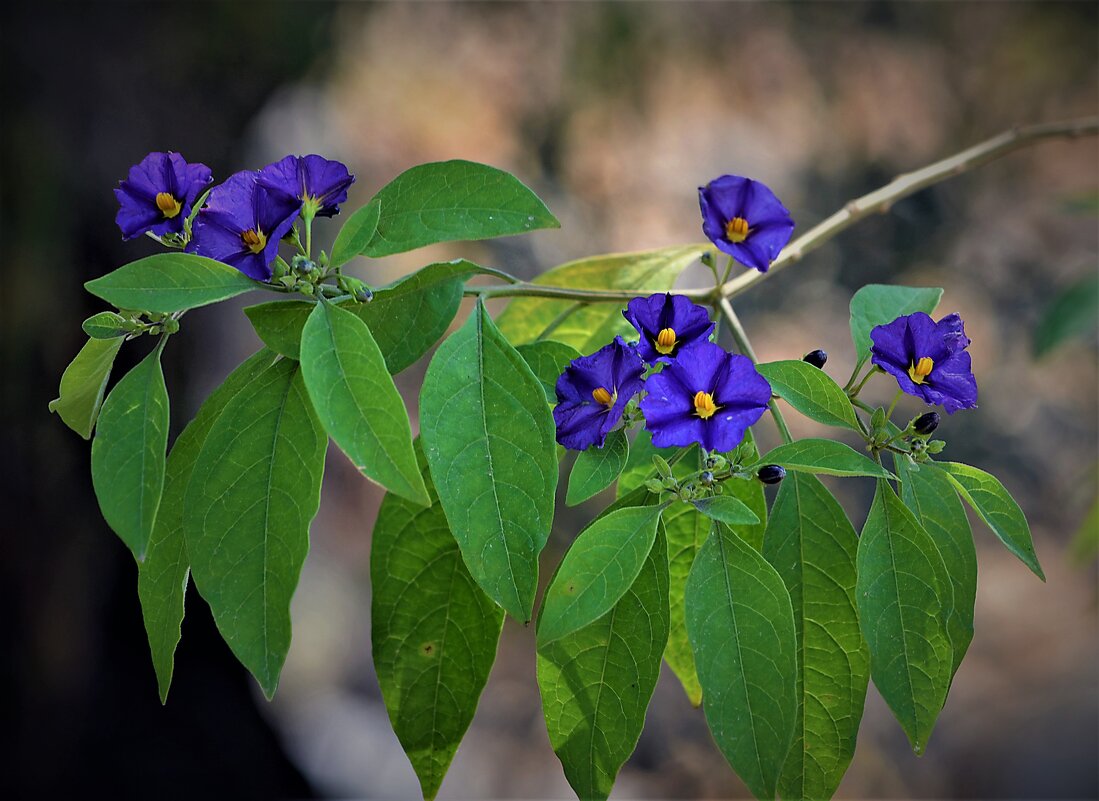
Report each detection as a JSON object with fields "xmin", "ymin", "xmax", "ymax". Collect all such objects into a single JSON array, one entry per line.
[{"xmin": 2, "ymin": 2, "xmax": 1097, "ymax": 799}]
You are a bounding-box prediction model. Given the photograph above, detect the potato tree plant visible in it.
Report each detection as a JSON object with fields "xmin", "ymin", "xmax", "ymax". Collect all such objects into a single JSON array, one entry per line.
[{"xmin": 51, "ymin": 118, "xmax": 1096, "ymax": 800}]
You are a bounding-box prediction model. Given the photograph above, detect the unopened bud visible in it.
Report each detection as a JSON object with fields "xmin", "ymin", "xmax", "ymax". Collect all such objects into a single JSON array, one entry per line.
[
  {"xmin": 700, "ymin": 251, "xmax": 714, "ymax": 267},
  {"xmin": 802, "ymin": 349, "xmax": 828, "ymax": 369},
  {"xmin": 292, "ymin": 254, "xmax": 316, "ymax": 274},
  {"xmin": 757, "ymin": 464, "xmax": 787, "ymax": 485},
  {"xmin": 644, "ymin": 479, "xmax": 665, "ymax": 494},
  {"xmin": 912, "ymin": 412, "xmax": 940, "ymax": 436},
  {"xmin": 700, "ymin": 471, "xmax": 715, "ymax": 487},
  {"xmin": 355, "ymin": 287, "xmax": 374, "ymax": 303}
]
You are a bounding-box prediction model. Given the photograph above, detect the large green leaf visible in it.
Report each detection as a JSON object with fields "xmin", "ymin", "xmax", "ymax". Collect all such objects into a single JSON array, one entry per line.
[
  {"xmin": 936, "ymin": 461, "xmax": 1045, "ymax": 580},
  {"xmin": 516, "ymin": 340, "xmax": 581, "ymax": 403},
  {"xmin": 756, "ymin": 438, "xmax": 895, "ymax": 479},
  {"xmin": 372, "ymin": 444, "xmax": 504, "ymax": 801},
  {"xmin": 138, "ymin": 348, "xmax": 279, "ymax": 703},
  {"xmin": 690, "ymin": 495, "xmax": 759, "ymax": 526},
  {"xmin": 329, "ymin": 198, "xmax": 382, "ymax": 269},
  {"xmin": 856, "ymin": 481, "xmax": 953, "ymax": 754},
  {"xmin": 537, "ymin": 505, "xmax": 662, "ymax": 646},
  {"xmin": 686, "ymin": 522, "xmax": 797, "ymax": 800},
  {"xmin": 90, "ymin": 340, "xmax": 170, "ymax": 559},
  {"xmin": 762, "ymin": 473, "xmax": 869, "ymax": 801},
  {"xmin": 756, "ymin": 360, "xmax": 860, "ymax": 431},
  {"xmin": 566, "ymin": 428, "xmax": 630, "ymax": 506},
  {"xmin": 184, "ymin": 358, "xmax": 326, "ymax": 698},
  {"xmin": 495, "ymin": 245, "xmax": 711, "ymax": 351},
  {"xmin": 537, "ymin": 523, "xmax": 669, "ymax": 801},
  {"xmin": 661, "ymin": 499, "xmax": 710, "ymax": 707},
  {"xmin": 897, "ymin": 459, "xmax": 976, "ymax": 681},
  {"xmin": 300, "ymin": 301, "xmax": 428, "ymax": 505},
  {"xmin": 49, "ymin": 336, "xmax": 125, "ymax": 439},
  {"xmin": 363, "ymin": 160, "xmax": 558, "ymax": 257},
  {"xmin": 419, "ymin": 302, "xmax": 557, "ymax": 622},
  {"xmin": 849, "ymin": 284, "xmax": 943, "ymax": 367},
  {"xmin": 85, "ymin": 253, "xmax": 259, "ymax": 313},
  {"xmin": 1033, "ymin": 274, "xmax": 1099, "ymax": 356}
]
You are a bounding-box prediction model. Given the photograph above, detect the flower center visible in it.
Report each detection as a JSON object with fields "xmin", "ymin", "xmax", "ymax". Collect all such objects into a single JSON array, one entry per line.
[
  {"xmin": 155, "ymin": 192, "xmax": 182, "ymax": 219},
  {"xmin": 724, "ymin": 216, "xmax": 750, "ymax": 243},
  {"xmin": 240, "ymin": 228, "xmax": 267, "ymax": 255},
  {"xmin": 655, "ymin": 327, "xmax": 677, "ymax": 355},
  {"xmin": 592, "ymin": 386, "xmax": 615, "ymax": 407},
  {"xmin": 693, "ymin": 390, "xmax": 719, "ymax": 419},
  {"xmin": 908, "ymin": 356, "xmax": 934, "ymax": 385}
]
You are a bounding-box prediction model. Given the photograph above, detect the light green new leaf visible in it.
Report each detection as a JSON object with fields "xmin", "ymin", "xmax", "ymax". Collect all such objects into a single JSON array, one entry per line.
[
  {"xmin": 936, "ymin": 461, "xmax": 1044, "ymax": 580},
  {"xmin": 184, "ymin": 358, "xmax": 326, "ymax": 698},
  {"xmin": 49, "ymin": 336, "xmax": 125, "ymax": 439},
  {"xmin": 849, "ymin": 284, "xmax": 943, "ymax": 367},
  {"xmin": 662, "ymin": 500, "xmax": 710, "ymax": 707},
  {"xmin": 139, "ymin": 348, "xmax": 279, "ymax": 703},
  {"xmin": 90, "ymin": 340, "xmax": 170, "ymax": 560},
  {"xmin": 516, "ymin": 340, "xmax": 581, "ymax": 403},
  {"xmin": 420, "ymin": 302, "xmax": 558, "ymax": 622},
  {"xmin": 686, "ymin": 522, "xmax": 797, "ymax": 800},
  {"xmin": 300, "ymin": 301, "xmax": 428, "ymax": 505},
  {"xmin": 330, "ymin": 198, "xmax": 382, "ymax": 269},
  {"xmin": 537, "ymin": 524, "xmax": 669, "ymax": 801},
  {"xmin": 363, "ymin": 160, "xmax": 558, "ymax": 257},
  {"xmin": 82, "ymin": 311, "xmax": 133, "ymax": 339},
  {"xmin": 537, "ymin": 505, "xmax": 662, "ymax": 646},
  {"xmin": 756, "ymin": 360, "xmax": 861, "ymax": 431},
  {"xmin": 85, "ymin": 253, "xmax": 258, "ymax": 313},
  {"xmin": 762, "ymin": 473, "xmax": 869, "ymax": 801},
  {"xmin": 566, "ymin": 429, "xmax": 630, "ymax": 506},
  {"xmin": 372, "ymin": 444, "xmax": 504, "ymax": 801},
  {"xmin": 719, "ymin": 429, "xmax": 768, "ymax": 552},
  {"xmin": 690, "ymin": 495, "xmax": 759, "ymax": 526},
  {"xmin": 495, "ymin": 245, "xmax": 711, "ymax": 351},
  {"xmin": 856, "ymin": 481, "xmax": 953, "ymax": 754},
  {"xmin": 756, "ymin": 439, "xmax": 894, "ymax": 479}
]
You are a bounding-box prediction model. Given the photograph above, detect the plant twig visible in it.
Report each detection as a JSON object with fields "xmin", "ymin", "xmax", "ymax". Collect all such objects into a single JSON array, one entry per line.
[{"xmin": 718, "ymin": 296, "xmax": 793, "ymax": 444}]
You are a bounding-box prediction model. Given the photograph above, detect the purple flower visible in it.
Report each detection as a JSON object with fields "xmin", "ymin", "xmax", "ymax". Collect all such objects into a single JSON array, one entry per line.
[
  {"xmin": 870, "ymin": 312, "xmax": 978, "ymax": 414},
  {"xmin": 699, "ymin": 175, "xmax": 795, "ymax": 273},
  {"xmin": 114, "ymin": 152, "xmax": 212, "ymax": 240},
  {"xmin": 187, "ymin": 170, "xmax": 302, "ymax": 280},
  {"xmin": 553, "ymin": 337, "xmax": 645, "ymax": 451},
  {"xmin": 640, "ymin": 341, "xmax": 771, "ymax": 452},
  {"xmin": 623, "ymin": 293, "xmax": 715, "ymax": 364},
  {"xmin": 257, "ymin": 154, "xmax": 355, "ymax": 218}
]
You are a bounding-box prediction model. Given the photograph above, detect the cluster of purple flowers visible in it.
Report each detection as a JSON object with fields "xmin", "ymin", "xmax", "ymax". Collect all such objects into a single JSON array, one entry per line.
[{"xmin": 114, "ymin": 151, "xmax": 355, "ymax": 280}]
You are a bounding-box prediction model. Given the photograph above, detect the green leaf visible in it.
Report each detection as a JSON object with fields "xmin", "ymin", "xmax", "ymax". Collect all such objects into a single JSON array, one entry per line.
[
  {"xmin": 1033, "ymin": 274, "xmax": 1099, "ymax": 356},
  {"xmin": 756, "ymin": 438, "xmax": 895, "ymax": 479},
  {"xmin": 756, "ymin": 360, "xmax": 861, "ymax": 431},
  {"xmin": 49, "ymin": 337, "xmax": 125, "ymax": 439},
  {"xmin": 138, "ymin": 348, "xmax": 279, "ymax": 703},
  {"xmin": 90, "ymin": 341, "xmax": 170, "ymax": 559},
  {"xmin": 686, "ymin": 521, "xmax": 797, "ymax": 800},
  {"xmin": 244, "ymin": 301, "xmax": 314, "ymax": 360},
  {"xmin": 537, "ymin": 505, "xmax": 662, "ymax": 646},
  {"xmin": 516, "ymin": 340, "xmax": 581, "ymax": 403},
  {"xmin": 81, "ymin": 311, "xmax": 133, "ymax": 339},
  {"xmin": 897, "ymin": 458, "xmax": 976, "ymax": 682},
  {"xmin": 719, "ymin": 429, "xmax": 769, "ymax": 551},
  {"xmin": 300, "ymin": 301, "xmax": 428, "ymax": 505},
  {"xmin": 372, "ymin": 443, "xmax": 504, "ymax": 800},
  {"xmin": 85, "ymin": 253, "xmax": 258, "ymax": 313},
  {"xmin": 762, "ymin": 473, "xmax": 869, "ymax": 801},
  {"xmin": 661, "ymin": 499, "xmax": 710, "ymax": 707},
  {"xmin": 690, "ymin": 495, "xmax": 759, "ymax": 526},
  {"xmin": 363, "ymin": 160, "xmax": 558, "ymax": 257},
  {"xmin": 495, "ymin": 245, "xmax": 711, "ymax": 351},
  {"xmin": 184, "ymin": 358, "xmax": 326, "ymax": 698},
  {"xmin": 935, "ymin": 461, "xmax": 1045, "ymax": 580},
  {"xmin": 856, "ymin": 481, "xmax": 953, "ymax": 754},
  {"xmin": 330, "ymin": 198, "xmax": 382, "ymax": 269},
  {"xmin": 420, "ymin": 302, "xmax": 558, "ymax": 622},
  {"xmin": 566, "ymin": 429, "xmax": 630, "ymax": 506},
  {"xmin": 537, "ymin": 523, "xmax": 669, "ymax": 801},
  {"xmin": 849, "ymin": 284, "xmax": 943, "ymax": 366}
]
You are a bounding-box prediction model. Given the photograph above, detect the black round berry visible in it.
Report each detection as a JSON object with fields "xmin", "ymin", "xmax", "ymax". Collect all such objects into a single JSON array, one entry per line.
[
  {"xmin": 757, "ymin": 464, "xmax": 787, "ymax": 485},
  {"xmin": 913, "ymin": 412, "xmax": 941, "ymax": 436},
  {"xmin": 802, "ymin": 349, "xmax": 828, "ymax": 369}
]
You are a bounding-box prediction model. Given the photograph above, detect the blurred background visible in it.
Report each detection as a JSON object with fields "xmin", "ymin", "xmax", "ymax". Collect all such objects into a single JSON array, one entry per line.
[{"xmin": 3, "ymin": 2, "xmax": 1097, "ymax": 798}]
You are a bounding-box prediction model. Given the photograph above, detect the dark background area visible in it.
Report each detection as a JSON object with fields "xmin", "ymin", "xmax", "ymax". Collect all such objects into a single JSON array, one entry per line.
[{"xmin": 2, "ymin": 2, "xmax": 1096, "ymax": 799}]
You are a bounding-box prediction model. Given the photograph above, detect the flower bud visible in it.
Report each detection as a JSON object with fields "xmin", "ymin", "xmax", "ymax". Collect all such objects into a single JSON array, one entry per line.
[
  {"xmin": 912, "ymin": 412, "xmax": 940, "ymax": 436},
  {"xmin": 644, "ymin": 479, "xmax": 665, "ymax": 494},
  {"xmin": 700, "ymin": 471, "xmax": 715, "ymax": 487},
  {"xmin": 757, "ymin": 464, "xmax": 787, "ymax": 485},
  {"xmin": 802, "ymin": 349, "xmax": 828, "ymax": 369},
  {"xmin": 292, "ymin": 254, "xmax": 316, "ymax": 274}
]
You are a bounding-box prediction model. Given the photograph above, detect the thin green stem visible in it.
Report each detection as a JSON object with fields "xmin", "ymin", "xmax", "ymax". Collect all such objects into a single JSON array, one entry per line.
[
  {"xmin": 884, "ymin": 389, "xmax": 904, "ymax": 422},
  {"xmin": 846, "ymin": 365, "xmax": 880, "ymax": 398},
  {"xmin": 535, "ymin": 302, "xmax": 585, "ymax": 341},
  {"xmin": 718, "ymin": 297, "xmax": 793, "ymax": 444}
]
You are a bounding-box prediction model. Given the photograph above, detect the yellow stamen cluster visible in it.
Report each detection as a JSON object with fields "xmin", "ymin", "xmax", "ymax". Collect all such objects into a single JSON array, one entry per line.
[
  {"xmin": 240, "ymin": 228, "xmax": 267, "ymax": 255},
  {"xmin": 725, "ymin": 216, "xmax": 750, "ymax": 243},
  {"xmin": 908, "ymin": 357, "xmax": 934, "ymax": 385},
  {"xmin": 592, "ymin": 387, "xmax": 614, "ymax": 407},
  {"xmin": 155, "ymin": 192, "xmax": 182, "ymax": 219},
  {"xmin": 655, "ymin": 327, "xmax": 677, "ymax": 355},
  {"xmin": 693, "ymin": 390, "xmax": 719, "ymax": 420}
]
